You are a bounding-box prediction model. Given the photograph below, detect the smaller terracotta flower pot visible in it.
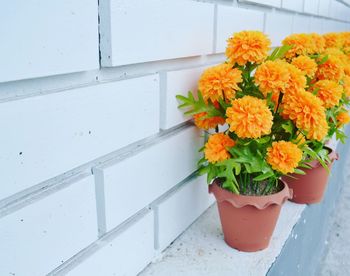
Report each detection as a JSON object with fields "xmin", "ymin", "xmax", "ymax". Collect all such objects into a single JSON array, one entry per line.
[
  {"xmin": 282, "ymin": 148, "xmax": 339, "ymax": 204},
  {"xmin": 209, "ymin": 180, "xmax": 292, "ymax": 252}
]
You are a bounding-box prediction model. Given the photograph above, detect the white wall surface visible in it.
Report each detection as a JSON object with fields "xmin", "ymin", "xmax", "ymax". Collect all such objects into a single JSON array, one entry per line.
[{"xmin": 0, "ymin": 0, "xmax": 349, "ymax": 275}]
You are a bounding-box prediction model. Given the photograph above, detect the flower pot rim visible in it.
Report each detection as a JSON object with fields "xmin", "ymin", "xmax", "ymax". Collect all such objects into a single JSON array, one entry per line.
[
  {"xmin": 306, "ymin": 146, "xmax": 338, "ymax": 168},
  {"xmin": 209, "ymin": 179, "xmax": 292, "ymax": 210}
]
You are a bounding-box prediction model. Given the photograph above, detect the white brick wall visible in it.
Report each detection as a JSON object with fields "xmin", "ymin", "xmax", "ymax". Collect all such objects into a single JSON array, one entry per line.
[
  {"xmin": 100, "ymin": 0, "xmax": 214, "ymax": 67},
  {"xmin": 155, "ymin": 175, "xmax": 215, "ymax": 251},
  {"xmin": 1, "ymin": 0, "xmax": 349, "ymax": 275},
  {"xmin": 0, "ymin": 177, "xmax": 97, "ymax": 276},
  {"xmin": 0, "ymin": 0, "xmax": 99, "ymax": 83},
  {"xmin": 95, "ymin": 126, "xmax": 203, "ymax": 232}
]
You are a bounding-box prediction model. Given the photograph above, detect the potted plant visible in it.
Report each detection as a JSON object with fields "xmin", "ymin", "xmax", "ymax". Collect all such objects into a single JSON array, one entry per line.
[
  {"xmin": 176, "ymin": 31, "xmax": 328, "ymax": 251},
  {"xmin": 280, "ymin": 32, "xmax": 350, "ymax": 204}
]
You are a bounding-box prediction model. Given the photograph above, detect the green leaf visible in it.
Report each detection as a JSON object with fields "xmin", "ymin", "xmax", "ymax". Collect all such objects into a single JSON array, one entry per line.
[
  {"xmin": 293, "ymin": 168, "xmax": 306, "ymax": 175},
  {"xmin": 318, "ymin": 55, "xmax": 329, "ymax": 65},
  {"xmin": 267, "ymin": 45, "xmax": 292, "ymax": 61},
  {"xmin": 253, "ymin": 171, "xmax": 274, "ymax": 181},
  {"xmin": 282, "ymin": 120, "xmax": 294, "ymax": 135}
]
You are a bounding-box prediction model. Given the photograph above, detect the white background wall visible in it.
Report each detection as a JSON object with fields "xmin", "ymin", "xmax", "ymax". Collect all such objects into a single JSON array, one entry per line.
[{"xmin": 0, "ymin": 0, "xmax": 349, "ymax": 275}]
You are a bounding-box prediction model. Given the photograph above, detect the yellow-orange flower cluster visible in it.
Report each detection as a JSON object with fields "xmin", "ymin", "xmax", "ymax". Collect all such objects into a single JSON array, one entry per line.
[
  {"xmin": 336, "ymin": 112, "xmax": 350, "ymax": 127},
  {"xmin": 316, "ymin": 55, "xmax": 345, "ymax": 82},
  {"xmin": 282, "ymin": 33, "xmax": 314, "ymax": 59},
  {"xmin": 254, "ymin": 61, "xmax": 306, "ymax": 103},
  {"xmin": 226, "ymin": 31, "xmax": 271, "ymax": 65},
  {"xmin": 343, "ymin": 75, "xmax": 350, "ymax": 97},
  {"xmin": 193, "ymin": 112, "xmax": 225, "ymax": 130},
  {"xmin": 291, "ymin": 55, "xmax": 318, "ymax": 78},
  {"xmin": 254, "ymin": 60, "xmax": 289, "ymax": 100},
  {"xmin": 226, "ymin": 96, "xmax": 273, "ymax": 138},
  {"xmin": 266, "ymin": 141, "xmax": 303, "ymax": 174},
  {"xmin": 204, "ymin": 133, "xmax": 235, "ymax": 163},
  {"xmin": 198, "ymin": 64, "xmax": 242, "ymax": 103},
  {"xmin": 284, "ymin": 63, "xmax": 307, "ymax": 96},
  {"xmin": 310, "ymin": 33, "xmax": 326, "ymax": 54},
  {"xmin": 322, "ymin": 48, "xmax": 349, "ymax": 66},
  {"xmin": 312, "ymin": 80, "xmax": 343, "ymax": 108},
  {"xmin": 282, "ymin": 90, "xmax": 328, "ymax": 141},
  {"xmin": 323, "ymin": 32, "xmax": 344, "ymax": 49}
]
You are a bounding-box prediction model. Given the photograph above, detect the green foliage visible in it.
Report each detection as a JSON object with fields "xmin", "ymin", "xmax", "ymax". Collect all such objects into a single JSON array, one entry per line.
[
  {"xmin": 267, "ymin": 45, "xmax": 292, "ymax": 61},
  {"xmin": 176, "ymin": 91, "xmax": 225, "ymax": 118}
]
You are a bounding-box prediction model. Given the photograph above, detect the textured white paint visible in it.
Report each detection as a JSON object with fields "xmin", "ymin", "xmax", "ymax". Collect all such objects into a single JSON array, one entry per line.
[
  {"xmin": 282, "ymin": 0, "xmax": 304, "ymax": 12},
  {"xmin": 160, "ymin": 66, "xmax": 207, "ymax": 130},
  {"xmin": 304, "ymin": 0, "xmax": 320, "ymax": 14},
  {"xmin": 330, "ymin": 1, "xmax": 350, "ymax": 21},
  {"xmin": 95, "ymin": 126, "xmax": 203, "ymax": 231},
  {"xmin": 0, "ymin": 0, "xmax": 99, "ymax": 83},
  {"xmin": 310, "ymin": 17, "xmax": 325, "ymax": 33},
  {"xmin": 265, "ymin": 13, "xmax": 294, "ymax": 46},
  {"xmin": 0, "ymin": 177, "xmax": 97, "ymax": 276},
  {"xmin": 140, "ymin": 202, "xmax": 306, "ymax": 276},
  {"xmin": 67, "ymin": 212, "xmax": 154, "ymax": 276},
  {"xmin": 100, "ymin": 0, "xmax": 214, "ymax": 67},
  {"xmin": 156, "ymin": 175, "xmax": 215, "ymax": 251},
  {"xmin": 0, "ymin": 75, "xmax": 159, "ymax": 200},
  {"xmin": 318, "ymin": 0, "xmax": 331, "ymax": 17},
  {"xmin": 239, "ymin": 0, "xmax": 281, "ymax": 8},
  {"xmin": 293, "ymin": 15, "xmax": 311, "ymax": 33},
  {"xmin": 216, "ymin": 6, "xmax": 264, "ymax": 53}
]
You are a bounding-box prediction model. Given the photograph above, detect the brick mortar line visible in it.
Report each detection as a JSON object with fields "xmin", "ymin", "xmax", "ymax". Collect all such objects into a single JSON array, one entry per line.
[{"xmin": 0, "ymin": 122, "xmax": 194, "ymax": 217}]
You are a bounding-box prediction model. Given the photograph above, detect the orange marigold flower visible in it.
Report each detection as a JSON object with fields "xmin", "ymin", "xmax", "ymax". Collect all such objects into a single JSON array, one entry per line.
[
  {"xmin": 336, "ymin": 112, "xmax": 350, "ymax": 127},
  {"xmin": 309, "ymin": 33, "xmax": 326, "ymax": 54},
  {"xmin": 312, "ymin": 80, "xmax": 343, "ymax": 108},
  {"xmin": 254, "ymin": 60, "xmax": 289, "ymax": 101},
  {"xmin": 198, "ymin": 63, "xmax": 242, "ymax": 103},
  {"xmin": 316, "ymin": 55, "xmax": 345, "ymax": 82},
  {"xmin": 282, "ymin": 33, "xmax": 314, "ymax": 59},
  {"xmin": 323, "ymin": 32, "xmax": 344, "ymax": 48},
  {"xmin": 281, "ymin": 90, "xmax": 328, "ymax": 141},
  {"xmin": 193, "ymin": 112, "xmax": 226, "ymax": 130},
  {"xmin": 291, "ymin": 55, "xmax": 318, "ymax": 78},
  {"xmin": 342, "ymin": 32, "xmax": 350, "ymax": 47},
  {"xmin": 343, "ymin": 63, "xmax": 350, "ymax": 77},
  {"xmin": 226, "ymin": 31, "xmax": 271, "ymax": 66},
  {"xmin": 204, "ymin": 133, "xmax": 235, "ymax": 163},
  {"xmin": 284, "ymin": 63, "xmax": 307, "ymax": 96},
  {"xmin": 343, "ymin": 75, "xmax": 350, "ymax": 97},
  {"xmin": 323, "ymin": 48, "xmax": 349, "ymax": 66},
  {"xmin": 226, "ymin": 96, "xmax": 273, "ymax": 138},
  {"xmin": 266, "ymin": 141, "xmax": 303, "ymax": 174}
]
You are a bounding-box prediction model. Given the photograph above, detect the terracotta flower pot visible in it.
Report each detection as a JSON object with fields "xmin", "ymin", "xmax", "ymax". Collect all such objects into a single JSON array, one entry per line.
[
  {"xmin": 281, "ymin": 148, "xmax": 339, "ymax": 204},
  {"xmin": 209, "ymin": 180, "xmax": 292, "ymax": 252}
]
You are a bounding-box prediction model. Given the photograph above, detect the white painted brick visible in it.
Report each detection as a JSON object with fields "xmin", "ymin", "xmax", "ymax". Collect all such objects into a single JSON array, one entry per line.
[
  {"xmin": 0, "ymin": 75, "xmax": 159, "ymax": 200},
  {"xmin": 292, "ymin": 15, "xmax": 311, "ymax": 33},
  {"xmin": 216, "ymin": 6, "xmax": 264, "ymax": 53},
  {"xmin": 310, "ymin": 17, "xmax": 325, "ymax": 33},
  {"xmin": 160, "ymin": 66, "xmax": 206, "ymax": 130},
  {"xmin": 304, "ymin": 0, "xmax": 320, "ymax": 14},
  {"xmin": 156, "ymin": 175, "xmax": 215, "ymax": 251},
  {"xmin": 239, "ymin": 0, "xmax": 281, "ymax": 8},
  {"xmin": 282, "ymin": 0, "xmax": 304, "ymax": 12},
  {"xmin": 0, "ymin": 177, "xmax": 97, "ymax": 276},
  {"xmin": 319, "ymin": 0, "xmax": 331, "ymax": 17},
  {"xmin": 100, "ymin": 0, "xmax": 214, "ymax": 67},
  {"xmin": 0, "ymin": 0, "xmax": 99, "ymax": 83},
  {"xmin": 330, "ymin": 1, "xmax": 350, "ymax": 21},
  {"xmin": 67, "ymin": 211, "xmax": 154, "ymax": 276},
  {"xmin": 96, "ymin": 126, "xmax": 203, "ymax": 231},
  {"xmin": 265, "ymin": 12, "xmax": 293, "ymax": 46}
]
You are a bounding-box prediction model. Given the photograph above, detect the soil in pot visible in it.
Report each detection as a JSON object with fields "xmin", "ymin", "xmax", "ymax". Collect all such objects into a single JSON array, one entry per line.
[
  {"xmin": 282, "ymin": 147, "xmax": 338, "ymax": 204},
  {"xmin": 209, "ymin": 179, "xmax": 292, "ymax": 252}
]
